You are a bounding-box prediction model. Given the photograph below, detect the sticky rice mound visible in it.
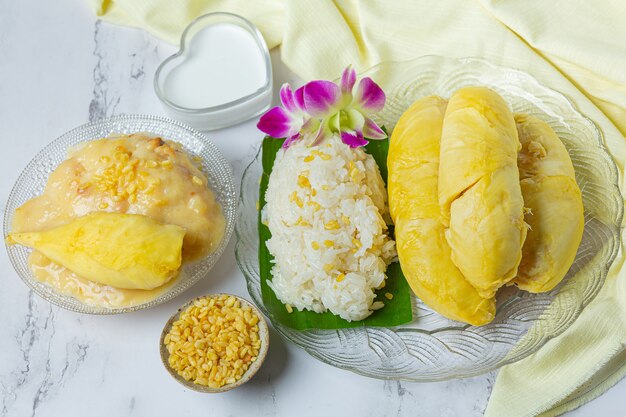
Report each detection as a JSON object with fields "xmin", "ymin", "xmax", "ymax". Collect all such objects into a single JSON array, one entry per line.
[{"xmin": 262, "ymin": 135, "xmax": 396, "ymax": 321}]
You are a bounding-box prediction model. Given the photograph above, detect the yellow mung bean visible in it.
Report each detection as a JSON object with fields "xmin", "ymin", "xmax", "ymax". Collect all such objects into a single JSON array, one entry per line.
[{"xmin": 164, "ymin": 295, "xmax": 261, "ymax": 389}]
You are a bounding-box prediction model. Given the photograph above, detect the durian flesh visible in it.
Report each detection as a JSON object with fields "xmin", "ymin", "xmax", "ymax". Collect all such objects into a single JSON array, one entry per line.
[
  {"xmin": 9, "ymin": 212, "xmax": 185, "ymax": 290},
  {"xmin": 513, "ymin": 114, "xmax": 584, "ymax": 292},
  {"xmin": 388, "ymin": 95, "xmax": 495, "ymax": 326},
  {"xmin": 439, "ymin": 87, "xmax": 527, "ymax": 299},
  {"xmin": 388, "ymin": 88, "xmax": 583, "ymax": 326}
]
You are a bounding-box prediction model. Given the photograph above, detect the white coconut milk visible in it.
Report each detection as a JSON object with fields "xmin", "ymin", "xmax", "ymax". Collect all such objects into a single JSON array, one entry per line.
[{"xmin": 163, "ymin": 23, "xmax": 267, "ymax": 109}]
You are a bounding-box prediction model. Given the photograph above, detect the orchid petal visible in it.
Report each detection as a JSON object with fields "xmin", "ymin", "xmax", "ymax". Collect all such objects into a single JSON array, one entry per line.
[
  {"xmin": 279, "ymin": 84, "xmax": 298, "ymax": 113},
  {"xmin": 341, "ymin": 130, "xmax": 368, "ymax": 148},
  {"xmin": 301, "ymin": 117, "xmax": 321, "ymax": 137},
  {"xmin": 340, "ymin": 66, "xmax": 356, "ymax": 95},
  {"xmin": 303, "ymin": 80, "xmax": 341, "ymax": 117},
  {"xmin": 294, "ymin": 86, "xmax": 306, "ymax": 111},
  {"xmin": 310, "ymin": 119, "xmax": 332, "ymax": 147},
  {"xmin": 257, "ymin": 107, "xmax": 299, "ymax": 138},
  {"xmin": 282, "ymin": 134, "xmax": 301, "ymax": 148},
  {"xmin": 354, "ymin": 77, "xmax": 386, "ymax": 113},
  {"xmin": 362, "ymin": 117, "xmax": 387, "ymax": 140}
]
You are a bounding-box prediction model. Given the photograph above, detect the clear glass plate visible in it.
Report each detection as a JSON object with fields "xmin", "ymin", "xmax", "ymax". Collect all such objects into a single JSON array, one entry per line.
[
  {"xmin": 4, "ymin": 114, "xmax": 237, "ymax": 314},
  {"xmin": 235, "ymin": 56, "xmax": 623, "ymax": 380}
]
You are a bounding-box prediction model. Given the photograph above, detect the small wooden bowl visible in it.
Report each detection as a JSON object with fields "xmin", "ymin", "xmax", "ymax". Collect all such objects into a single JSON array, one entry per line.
[{"xmin": 159, "ymin": 293, "xmax": 269, "ymax": 393}]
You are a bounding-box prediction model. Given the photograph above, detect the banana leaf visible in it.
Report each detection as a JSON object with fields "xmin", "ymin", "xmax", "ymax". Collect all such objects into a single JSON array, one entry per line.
[{"xmin": 258, "ymin": 135, "xmax": 413, "ymax": 330}]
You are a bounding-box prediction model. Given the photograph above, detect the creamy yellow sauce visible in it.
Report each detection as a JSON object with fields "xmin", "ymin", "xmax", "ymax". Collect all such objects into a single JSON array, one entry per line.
[{"xmin": 13, "ymin": 133, "xmax": 225, "ymax": 308}]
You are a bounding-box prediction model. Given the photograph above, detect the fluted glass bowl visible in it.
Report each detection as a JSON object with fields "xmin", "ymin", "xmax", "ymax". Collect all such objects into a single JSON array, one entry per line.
[
  {"xmin": 4, "ymin": 114, "xmax": 237, "ymax": 314},
  {"xmin": 235, "ymin": 56, "xmax": 623, "ymax": 380}
]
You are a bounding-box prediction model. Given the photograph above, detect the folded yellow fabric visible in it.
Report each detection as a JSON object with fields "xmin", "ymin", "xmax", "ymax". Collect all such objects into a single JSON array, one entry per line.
[
  {"xmin": 88, "ymin": 0, "xmax": 284, "ymax": 48},
  {"xmin": 88, "ymin": 0, "xmax": 626, "ymax": 415}
]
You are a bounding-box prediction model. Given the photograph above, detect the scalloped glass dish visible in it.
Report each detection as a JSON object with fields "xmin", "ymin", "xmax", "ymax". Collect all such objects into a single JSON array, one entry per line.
[
  {"xmin": 235, "ymin": 56, "xmax": 623, "ymax": 380},
  {"xmin": 4, "ymin": 115, "xmax": 236, "ymax": 315}
]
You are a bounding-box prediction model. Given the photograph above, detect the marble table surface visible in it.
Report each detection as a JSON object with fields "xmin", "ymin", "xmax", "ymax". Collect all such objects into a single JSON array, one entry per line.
[{"xmin": 0, "ymin": 1, "xmax": 623, "ymax": 416}]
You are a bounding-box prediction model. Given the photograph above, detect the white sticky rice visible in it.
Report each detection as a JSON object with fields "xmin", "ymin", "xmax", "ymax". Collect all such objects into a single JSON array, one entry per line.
[{"xmin": 262, "ymin": 135, "xmax": 396, "ymax": 321}]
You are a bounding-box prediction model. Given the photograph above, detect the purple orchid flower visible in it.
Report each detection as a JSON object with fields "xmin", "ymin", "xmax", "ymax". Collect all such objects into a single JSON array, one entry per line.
[
  {"xmin": 257, "ymin": 66, "xmax": 387, "ymax": 148},
  {"xmin": 256, "ymin": 84, "xmax": 308, "ymax": 148}
]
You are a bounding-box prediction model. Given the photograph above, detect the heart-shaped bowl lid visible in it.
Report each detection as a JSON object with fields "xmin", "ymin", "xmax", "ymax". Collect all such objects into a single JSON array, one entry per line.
[{"xmin": 154, "ymin": 12, "xmax": 273, "ymax": 131}]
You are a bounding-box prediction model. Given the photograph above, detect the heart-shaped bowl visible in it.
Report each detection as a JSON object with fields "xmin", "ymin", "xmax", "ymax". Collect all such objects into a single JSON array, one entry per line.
[{"xmin": 154, "ymin": 12, "xmax": 273, "ymax": 131}]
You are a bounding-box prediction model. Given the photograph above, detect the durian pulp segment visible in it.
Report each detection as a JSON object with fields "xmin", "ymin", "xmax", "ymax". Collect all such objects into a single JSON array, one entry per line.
[
  {"xmin": 439, "ymin": 87, "xmax": 526, "ymax": 299},
  {"xmin": 9, "ymin": 212, "xmax": 185, "ymax": 290},
  {"xmin": 513, "ymin": 114, "xmax": 584, "ymax": 292},
  {"xmin": 388, "ymin": 95, "xmax": 495, "ymax": 326}
]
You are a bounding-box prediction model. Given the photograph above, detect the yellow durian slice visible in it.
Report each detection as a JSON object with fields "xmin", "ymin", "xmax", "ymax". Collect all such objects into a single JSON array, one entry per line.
[
  {"xmin": 439, "ymin": 87, "xmax": 526, "ymax": 298},
  {"xmin": 514, "ymin": 114, "xmax": 584, "ymax": 292},
  {"xmin": 388, "ymin": 95, "xmax": 495, "ymax": 326},
  {"xmin": 9, "ymin": 212, "xmax": 185, "ymax": 290}
]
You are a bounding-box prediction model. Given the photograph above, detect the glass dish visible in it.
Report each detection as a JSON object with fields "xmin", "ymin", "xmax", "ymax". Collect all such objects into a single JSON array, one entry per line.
[
  {"xmin": 235, "ymin": 56, "xmax": 623, "ymax": 380},
  {"xmin": 154, "ymin": 12, "xmax": 273, "ymax": 131},
  {"xmin": 4, "ymin": 114, "xmax": 237, "ymax": 315}
]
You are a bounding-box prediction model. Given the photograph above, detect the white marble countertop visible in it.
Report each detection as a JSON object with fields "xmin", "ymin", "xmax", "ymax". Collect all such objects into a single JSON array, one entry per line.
[{"xmin": 1, "ymin": 1, "xmax": 623, "ymax": 416}]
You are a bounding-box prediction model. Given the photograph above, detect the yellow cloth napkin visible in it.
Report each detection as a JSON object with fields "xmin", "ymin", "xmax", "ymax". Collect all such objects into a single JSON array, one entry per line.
[{"xmin": 88, "ymin": 0, "xmax": 626, "ymax": 415}]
